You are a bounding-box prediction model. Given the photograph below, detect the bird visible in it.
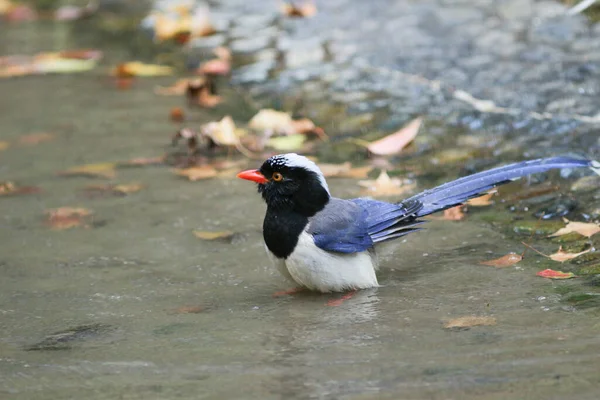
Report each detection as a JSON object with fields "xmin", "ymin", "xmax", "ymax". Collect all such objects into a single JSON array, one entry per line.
[{"xmin": 237, "ymin": 153, "xmax": 599, "ymax": 293}]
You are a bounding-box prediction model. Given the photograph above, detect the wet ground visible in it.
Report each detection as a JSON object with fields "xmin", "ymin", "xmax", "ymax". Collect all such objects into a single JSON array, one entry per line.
[{"xmin": 1, "ymin": 2, "xmax": 600, "ymax": 399}]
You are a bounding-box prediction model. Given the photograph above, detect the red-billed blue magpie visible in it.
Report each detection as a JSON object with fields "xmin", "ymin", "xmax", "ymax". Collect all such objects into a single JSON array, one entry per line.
[{"xmin": 237, "ymin": 153, "xmax": 599, "ymax": 293}]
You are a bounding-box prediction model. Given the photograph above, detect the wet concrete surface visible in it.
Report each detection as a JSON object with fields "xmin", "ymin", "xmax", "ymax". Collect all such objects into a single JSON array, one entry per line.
[{"xmin": 1, "ymin": 2, "xmax": 600, "ymax": 399}]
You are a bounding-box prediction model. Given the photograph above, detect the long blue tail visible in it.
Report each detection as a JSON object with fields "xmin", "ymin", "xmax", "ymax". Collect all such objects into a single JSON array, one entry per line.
[{"xmin": 407, "ymin": 157, "xmax": 600, "ymax": 217}]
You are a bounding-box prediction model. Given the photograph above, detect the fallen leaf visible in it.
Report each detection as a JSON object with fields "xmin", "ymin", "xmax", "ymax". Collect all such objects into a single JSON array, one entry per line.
[
  {"xmin": 0, "ymin": 50, "xmax": 102, "ymax": 78},
  {"xmin": 467, "ymin": 191, "xmax": 496, "ymax": 206},
  {"xmin": 0, "ymin": 141, "xmax": 9, "ymax": 150},
  {"xmin": 480, "ymin": 253, "xmax": 523, "ymax": 268},
  {"xmin": 186, "ymin": 77, "xmax": 221, "ymax": 107},
  {"xmin": 536, "ymin": 269, "xmax": 577, "ymax": 279},
  {"xmin": 198, "ymin": 58, "xmax": 230, "ymax": 76},
  {"xmin": 81, "ymin": 183, "xmax": 144, "ymax": 198},
  {"xmin": 549, "ymin": 246, "xmax": 591, "ymax": 263},
  {"xmin": 281, "ymin": 0, "xmax": 317, "ymax": 17},
  {"xmin": 358, "ymin": 170, "xmax": 416, "ymax": 197},
  {"xmin": 444, "ymin": 316, "xmax": 497, "ymax": 329},
  {"xmin": 59, "ymin": 163, "xmax": 117, "ymax": 179},
  {"xmin": 173, "ymin": 166, "xmax": 217, "ymax": 181},
  {"xmin": 0, "ymin": 181, "xmax": 41, "ymax": 196},
  {"xmin": 248, "ymin": 109, "xmax": 324, "ymax": 138},
  {"xmin": 44, "ymin": 207, "xmax": 93, "ymax": 230},
  {"xmin": 201, "ymin": 116, "xmax": 239, "ymax": 147},
  {"xmin": 366, "ymin": 117, "xmax": 422, "ymax": 156},
  {"xmin": 442, "ymin": 205, "xmax": 466, "ymax": 221},
  {"xmin": 193, "ymin": 230, "xmax": 235, "ymax": 241},
  {"xmin": 112, "ymin": 62, "xmax": 173, "ymax": 77},
  {"xmin": 319, "ymin": 162, "xmax": 373, "ymax": 179},
  {"xmin": 119, "ymin": 155, "xmax": 166, "ymax": 167},
  {"xmin": 267, "ymin": 134, "xmax": 306, "ymax": 151},
  {"xmin": 18, "ymin": 132, "xmax": 54, "ymax": 145},
  {"xmin": 548, "ymin": 219, "xmax": 600, "ymax": 238},
  {"xmin": 170, "ymin": 107, "xmax": 185, "ymax": 122},
  {"xmin": 213, "ymin": 46, "xmax": 231, "ymax": 61},
  {"xmin": 149, "ymin": 3, "xmax": 215, "ymax": 42},
  {"xmin": 2, "ymin": 3, "xmax": 36, "ymax": 22}
]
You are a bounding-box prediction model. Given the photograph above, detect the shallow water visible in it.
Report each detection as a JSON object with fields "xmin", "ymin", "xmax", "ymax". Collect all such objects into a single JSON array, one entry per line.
[{"xmin": 2, "ymin": 16, "xmax": 600, "ymax": 400}]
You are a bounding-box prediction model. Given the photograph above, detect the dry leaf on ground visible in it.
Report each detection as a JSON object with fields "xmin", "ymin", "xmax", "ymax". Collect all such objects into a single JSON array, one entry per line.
[
  {"xmin": 149, "ymin": 3, "xmax": 215, "ymax": 43},
  {"xmin": 0, "ymin": 181, "xmax": 41, "ymax": 196},
  {"xmin": 83, "ymin": 183, "xmax": 144, "ymax": 197},
  {"xmin": 365, "ymin": 117, "xmax": 422, "ymax": 156},
  {"xmin": 549, "ymin": 246, "xmax": 591, "ymax": 263},
  {"xmin": 479, "ymin": 253, "xmax": 523, "ymax": 268},
  {"xmin": 548, "ymin": 219, "xmax": 600, "ymax": 238},
  {"xmin": 467, "ymin": 191, "xmax": 496, "ymax": 206},
  {"xmin": 170, "ymin": 305, "xmax": 205, "ymax": 314},
  {"xmin": 1, "ymin": 2, "xmax": 37, "ymax": 22},
  {"xmin": 0, "ymin": 141, "xmax": 9, "ymax": 150},
  {"xmin": 536, "ymin": 269, "xmax": 577, "ymax": 279},
  {"xmin": 442, "ymin": 206, "xmax": 466, "ymax": 221},
  {"xmin": 248, "ymin": 109, "xmax": 325, "ymax": 138},
  {"xmin": 187, "ymin": 77, "xmax": 221, "ymax": 107},
  {"xmin": 173, "ymin": 166, "xmax": 217, "ymax": 181},
  {"xmin": 193, "ymin": 230, "xmax": 235, "ymax": 241},
  {"xmin": 281, "ymin": 0, "xmax": 317, "ymax": 17},
  {"xmin": 267, "ymin": 134, "xmax": 306, "ymax": 151},
  {"xmin": 44, "ymin": 207, "xmax": 93, "ymax": 230},
  {"xmin": 1, "ymin": 50, "xmax": 102, "ymax": 78},
  {"xmin": 318, "ymin": 162, "xmax": 373, "ymax": 179},
  {"xmin": 118, "ymin": 155, "xmax": 166, "ymax": 167},
  {"xmin": 59, "ymin": 163, "xmax": 117, "ymax": 179},
  {"xmin": 18, "ymin": 132, "xmax": 55, "ymax": 145},
  {"xmin": 155, "ymin": 78, "xmax": 193, "ymax": 96},
  {"xmin": 197, "ymin": 47, "xmax": 231, "ymax": 76},
  {"xmin": 112, "ymin": 62, "xmax": 173, "ymax": 77},
  {"xmin": 170, "ymin": 107, "xmax": 185, "ymax": 122},
  {"xmin": 358, "ymin": 171, "xmax": 416, "ymax": 197},
  {"xmin": 444, "ymin": 316, "xmax": 497, "ymax": 329}
]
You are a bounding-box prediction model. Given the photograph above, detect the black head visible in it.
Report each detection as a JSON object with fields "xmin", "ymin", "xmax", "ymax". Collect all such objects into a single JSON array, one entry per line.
[{"xmin": 238, "ymin": 153, "xmax": 330, "ymax": 217}]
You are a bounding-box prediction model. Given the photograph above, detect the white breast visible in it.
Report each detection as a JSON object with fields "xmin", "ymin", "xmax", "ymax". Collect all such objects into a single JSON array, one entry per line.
[{"xmin": 272, "ymin": 232, "xmax": 379, "ymax": 293}]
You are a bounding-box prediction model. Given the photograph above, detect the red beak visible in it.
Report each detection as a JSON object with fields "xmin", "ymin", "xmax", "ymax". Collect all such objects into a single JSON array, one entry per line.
[{"xmin": 237, "ymin": 169, "xmax": 268, "ymax": 184}]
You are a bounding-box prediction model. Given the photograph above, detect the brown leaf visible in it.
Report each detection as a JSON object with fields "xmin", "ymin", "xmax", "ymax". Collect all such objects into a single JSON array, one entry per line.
[
  {"xmin": 18, "ymin": 132, "xmax": 55, "ymax": 145},
  {"xmin": 319, "ymin": 162, "xmax": 372, "ymax": 179},
  {"xmin": 119, "ymin": 155, "xmax": 166, "ymax": 167},
  {"xmin": 170, "ymin": 107, "xmax": 185, "ymax": 122},
  {"xmin": 193, "ymin": 230, "xmax": 235, "ymax": 241},
  {"xmin": 358, "ymin": 170, "xmax": 416, "ymax": 197},
  {"xmin": 467, "ymin": 191, "xmax": 496, "ymax": 206},
  {"xmin": 480, "ymin": 253, "xmax": 523, "ymax": 268},
  {"xmin": 442, "ymin": 206, "xmax": 465, "ymax": 221},
  {"xmin": 0, "ymin": 181, "xmax": 41, "ymax": 196},
  {"xmin": 536, "ymin": 269, "xmax": 577, "ymax": 279},
  {"xmin": 366, "ymin": 117, "xmax": 422, "ymax": 156},
  {"xmin": 281, "ymin": 1, "xmax": 317, "ymax": 17},
  {"xmin": 548, "ymin": 246, "xmax": 591, "ymax": 263},
  {"xmin": 548, "ymin": 219, "xmax": 600, "ymax": 238},
  {"xmin": 59, "ymin": 163, "xmax": 117, "ymax": 179},
  {"xmin": 154, "ymin": 78, "xmax": 193, "ymax": 96},
  {"xmin": 44, "ymin": 207, "xmax": 93, "ymax": 230},
  {"xmin": 112, "ymin": 62, "xmax": 173, "ymax": 77},
  {"xmin": 444, "ymin": 316, "xmax": 497, "ymax": 329},
  {"xmin": 0, "ymin": 141, "xmax": 9, "ymax": 151},
  {"xmin": 173, "ymin": 166, "xmax": 217, "ymax": 181}
]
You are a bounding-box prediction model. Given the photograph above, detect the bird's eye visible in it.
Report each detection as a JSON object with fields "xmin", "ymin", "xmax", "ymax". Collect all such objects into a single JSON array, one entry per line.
[{"xmin": 272, "ymin": 172, "xmax": 283, "ymax": 182}]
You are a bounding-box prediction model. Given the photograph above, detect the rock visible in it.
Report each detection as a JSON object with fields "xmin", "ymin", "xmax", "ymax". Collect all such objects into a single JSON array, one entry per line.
[
  {"xmin": 497, "ymin": 0, "xmax": 534, "ymax": 20},
  {"xmin": 230, "ymin": 36, "xmax": 272, "ymax": 54},
  {"xmin": 25, "ymin": 323, "xmax": 115, "ymax": 351}
]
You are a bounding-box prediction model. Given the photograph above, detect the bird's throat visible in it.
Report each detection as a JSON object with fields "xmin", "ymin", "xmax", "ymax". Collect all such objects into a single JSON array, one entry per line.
[{"xmin": 263, "ymin": 208, "xmax": 308, "ymax": 259}]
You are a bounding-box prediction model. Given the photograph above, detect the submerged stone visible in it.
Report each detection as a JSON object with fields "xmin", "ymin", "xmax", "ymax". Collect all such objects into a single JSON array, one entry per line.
[{"xmin": 25, "ymin": 323, "xmax": 115, "ymax": 351}]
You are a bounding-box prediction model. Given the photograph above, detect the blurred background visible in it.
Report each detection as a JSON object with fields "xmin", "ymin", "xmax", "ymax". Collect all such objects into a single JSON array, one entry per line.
[{"xmin": 1, "ymin": 1, "xmax": 600, "ymax": 399}]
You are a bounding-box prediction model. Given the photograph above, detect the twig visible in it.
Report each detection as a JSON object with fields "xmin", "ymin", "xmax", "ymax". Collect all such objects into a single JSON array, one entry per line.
[{"xmin": 567, "ymin": 0, "xmax": 597, "ymax": 15}]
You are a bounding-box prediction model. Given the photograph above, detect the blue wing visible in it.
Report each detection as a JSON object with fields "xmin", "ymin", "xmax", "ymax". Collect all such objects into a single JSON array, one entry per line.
[{"xmin": 307, "ymin": 198, "xmax": 423, "ymax": 253}]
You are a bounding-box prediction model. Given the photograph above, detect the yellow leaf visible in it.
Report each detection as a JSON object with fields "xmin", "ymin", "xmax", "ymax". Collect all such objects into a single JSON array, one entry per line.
[
  {"xmin": 112, "ymin": 183, "xmax": 145, "ymax": 194},
  {"xmin": 358, "ymin": 170, "xmax": 416, "ymax": 197},
  {"xmin": 173, "ymin": 166, "xmax": 217, "ymax": 181},
  {"xmin": 444, "ymin": 316, "xmax": 497, "ymax": 329},
  {"xmin": 59, "ymin": 163, "xmax": 117, "ymax": 179},
  {"xmin": 113, "ymin": 62, "xmax": 173, "ymax": 77},
  {"xmin": 201, "ymin": 116, "xmax": 239, "ymax": 146},
  {"xmin": 0, "ymin": 141, "xmax": 9, "ymax": 151},
  {"xmin": 267, "ymin": 134, "xmax": 307, "ymax": 151},
  {"xmin": 193, "ymin": 230, "xmax": 234, "ymax": 240},
  {"xmin": 548, "ymin": 219, "xmax": 600, "ymax": 238},
  {"xmin": 248, "ymin": 109, "xmax": 294, "ymax": 133}
]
